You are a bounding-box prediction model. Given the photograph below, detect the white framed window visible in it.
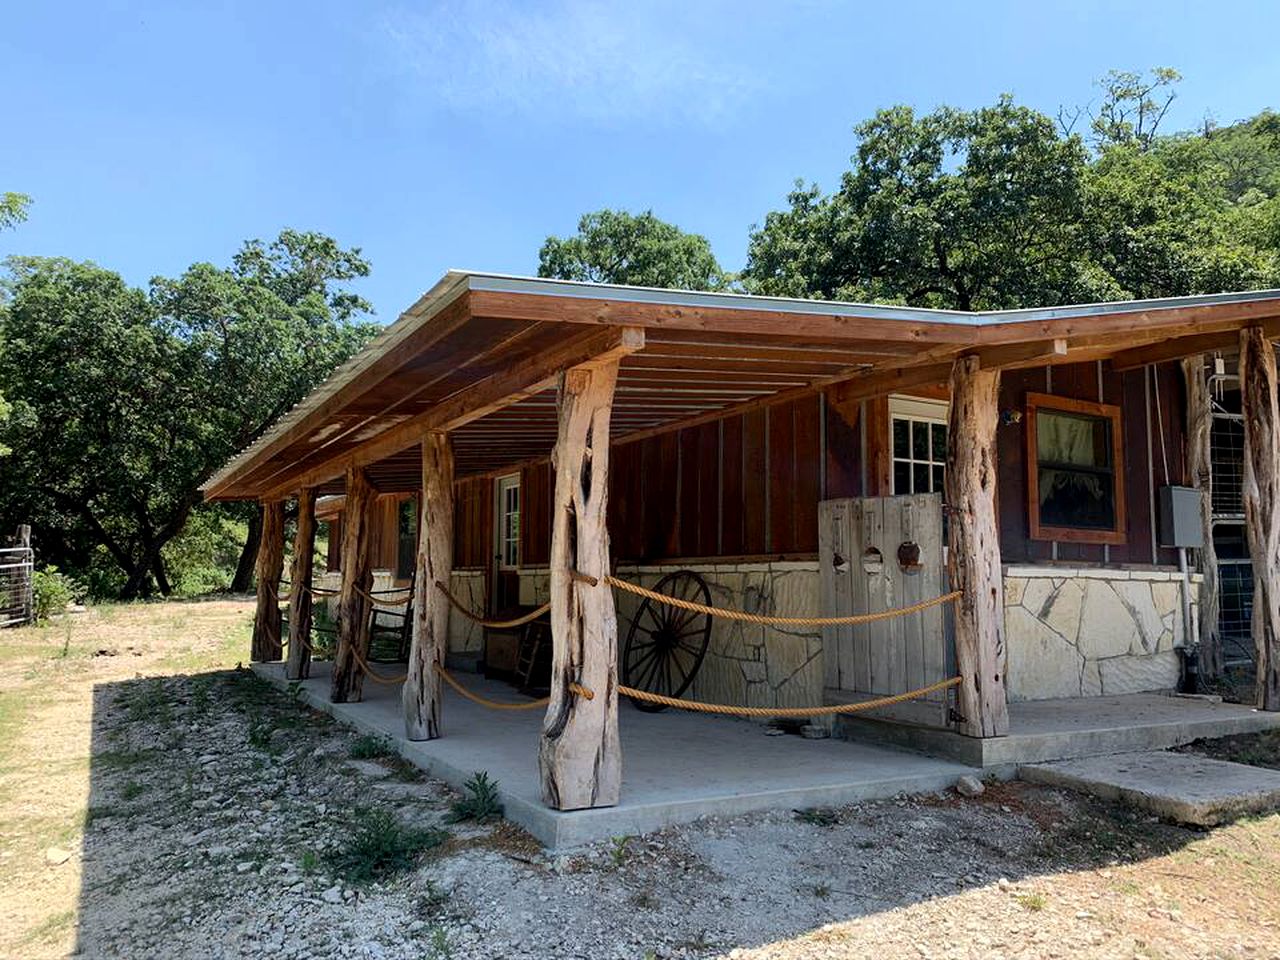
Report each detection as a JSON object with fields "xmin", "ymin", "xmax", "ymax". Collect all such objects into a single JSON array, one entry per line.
[
  {"xmin": 495, "ymin": 474, "xmax": 521, "ymax": 570},
  {"xmin": 889, "ymin": 395, "xmax": 949, "ymax": 497}
]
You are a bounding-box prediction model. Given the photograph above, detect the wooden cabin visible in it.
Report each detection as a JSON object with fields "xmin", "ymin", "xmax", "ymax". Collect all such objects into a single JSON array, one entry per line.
[{"xmin": 202, "ymin": 273, "xmax": 1280, "ymax": 811}]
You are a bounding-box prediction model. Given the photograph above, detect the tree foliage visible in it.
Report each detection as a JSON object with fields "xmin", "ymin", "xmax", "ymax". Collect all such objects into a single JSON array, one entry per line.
[
  {"xmin": 0, "ymin": 232, "xmax": 376, "ymax": 598},
  {"xmin": 0, "ymin": 192, "xmax": 30, "ymax": 231},
  {"xmin": 744, "ymin": 97, "xmax": 1112, "ymax": 309},
  {"xmin": 744, "ymin": 76, "xmax": 1280, "ymax": 307},
  {"xmin": 538, "ymin": 209, "xmax": 727, "ymax": 290}
]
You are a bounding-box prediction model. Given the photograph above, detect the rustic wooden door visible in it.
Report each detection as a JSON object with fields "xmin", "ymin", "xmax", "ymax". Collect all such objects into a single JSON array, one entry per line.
[{"xmin": 819, "ymin": 493, "xmax": 952, "ymax": 727}]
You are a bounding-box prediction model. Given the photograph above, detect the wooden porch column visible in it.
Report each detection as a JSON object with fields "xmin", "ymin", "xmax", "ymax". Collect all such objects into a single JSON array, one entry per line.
[
  {"xmin": 1183, "ymin": 356, "xmax": 1222, "ymax": 680},
  {"xmin": 1238, "ymin": 326, "xmax": 1280, "ymax": 711},
  {"xmin": 944, "ymin": 355, "xmax": 1010, "ymax": 738},
  {"xmin": 539, "ymin": 359, "xmax": 622, "ymax": 810},
  {"xmin": 403, "ymin": 432, "xmax": 454, "ymax": 740},
  {"xmin": 330, "ymin": 467, "xmax": 376, "ymax": 703},
  {"xmin": 250, "ymin": 499, "xmax": 285, "ymax": 662},
  {"xmin": 285, "ymin": 487, "xmax": 318, "ymax": 681}
]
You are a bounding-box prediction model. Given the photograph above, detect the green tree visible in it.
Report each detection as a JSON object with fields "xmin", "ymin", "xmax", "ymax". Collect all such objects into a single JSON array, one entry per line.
[
  {"xmin": 0, "ymin": 192, "xmax": 30, "ymax": 231},
  {"xmin": 538, "ymin": 209, "xmax": 727, "ymax": 290},
  {"xmin": 744, "ymin": 97, "xmax": 1112, "ymax": 309},
  {"xmin": 1090, "ymin": 67, "xmax": 1182, "ymax": 153},
  {"xmin": 0, "ymin": 231, "xmax": 376, "ymax": 598}
]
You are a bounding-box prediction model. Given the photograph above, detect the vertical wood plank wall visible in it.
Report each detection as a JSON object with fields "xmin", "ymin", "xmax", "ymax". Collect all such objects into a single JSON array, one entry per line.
[{"xmin": 311, "ymin": 360, "xmax": 1184, "ymax": 573}]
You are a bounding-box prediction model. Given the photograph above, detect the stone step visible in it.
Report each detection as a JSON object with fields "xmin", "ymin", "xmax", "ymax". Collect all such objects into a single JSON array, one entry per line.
[{"xmin": 1019, "ymin": 750, "xmax": 1280, "ymax": 826}]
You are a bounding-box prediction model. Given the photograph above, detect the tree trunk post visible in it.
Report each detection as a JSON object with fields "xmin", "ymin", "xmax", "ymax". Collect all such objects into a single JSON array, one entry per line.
[
  {"xmin": 944, "ymin": 355, "xmax": 1010, "ymax": 738},
  {"xmin": 404, "ymin": 432, "xmax": 455, "ymax": 740},
  {"xmin": 1183, "ymin": 356, "xmax": 1222, "ymax": 680},
  {"xmin": 250, "ymin": 500, "xmax": 286, "ymax": 662},
  {"xmin": 330, "ymin": 468, "xmax": 376, "ymax": 703},
  {"xmin": 539, "ymin": 359, "xmax": 622, "ymax": 810},
  {"xmin": 286, "ymin": 487, "xmax": 318, "ymax": 681},
  {"xmin": 1238, "ymin": 326, "xmax": 1280, "ymax": 711}
]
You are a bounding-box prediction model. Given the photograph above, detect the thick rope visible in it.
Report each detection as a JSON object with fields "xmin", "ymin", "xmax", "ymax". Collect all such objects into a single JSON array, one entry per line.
[
  {"xmin": 605, "ymin": 576, "xmax": 961, "ymax": 627},
  {"xmin": 618, "ymin": 675, "xmax": 961, "ymax": 717},
  {"xmin": 434, "ymin": 581, "xmax": 551, "ymax": 629},
  {"xmin": 348, "ymin": 643, "xmax": 408, "ymax": 685},
  {"xmin": 354, "ymin": 585, "xmax": 414, "ymax": 607}
]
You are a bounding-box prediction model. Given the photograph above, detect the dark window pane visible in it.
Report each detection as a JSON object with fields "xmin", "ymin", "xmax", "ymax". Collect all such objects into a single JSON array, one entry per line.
[
  {"xmin": 932, "ymin": 465, "xmax": 945, "ymax": 492},
  {"xmin": 931, "ymin": 423, "xmax": 947, "ymax": 461},
  {"xmin": 893, "ymin": 418, "xmax": 909, "ymax": 458},
  {"xmin": 914, "ymin": 463, "xmax": 930, "ymax": 493},
  {"xmin": 912, "ymin": 420, "xmax": 929, "ymax": 459},
  {"xmin": 1037, "ymin": 410, "xmax": 1111, "ymax": 469},
  {"xmin": 1038, "ymin": 468, "xmax": 1115, "ymax": 529},
  {"xmin": 894, "ymin": 462, "xmax": 911, "ymax": 494}
]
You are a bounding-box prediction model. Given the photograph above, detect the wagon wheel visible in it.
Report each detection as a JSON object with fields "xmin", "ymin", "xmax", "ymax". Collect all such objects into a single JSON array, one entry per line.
[{"xmin": 621, "ymin": 569, "xmax": 713, "ymax": 712}]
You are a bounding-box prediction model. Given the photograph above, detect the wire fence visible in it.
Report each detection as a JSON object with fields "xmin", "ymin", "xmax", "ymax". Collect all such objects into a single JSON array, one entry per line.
[{"xmin": 0, "ymin": 546, "xmax": 34, "ymax": 628}]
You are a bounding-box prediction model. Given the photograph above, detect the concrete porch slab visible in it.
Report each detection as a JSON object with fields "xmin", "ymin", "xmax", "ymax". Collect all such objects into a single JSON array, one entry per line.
[
  {"xmin": 838, "ymin": 694, "xmax": 1280, "ymax": 769},
  {"xmin": 1020, "ymin": 751, "xmax": 1280, "ymax": 826},
  {"xmin": 253, "ymin": 662, "xmax": 978, "ymax": 850}
]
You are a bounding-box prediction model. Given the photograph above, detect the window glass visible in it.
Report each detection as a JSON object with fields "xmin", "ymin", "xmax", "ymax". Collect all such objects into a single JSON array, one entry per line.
[
  {"xmin": 891, "ymin": 412, "xmax": 948, "ymax": 496},
  {"xmin": 497, "ymin": 477, "xmax": 520, "ymax": 569},
  {"xmin": 1036, "ymin": 410, "xmax": 1115, "ymax": 530},
  {"xmin": 396, "ymin": 498, "xmax": 417, "ymax": 579}
]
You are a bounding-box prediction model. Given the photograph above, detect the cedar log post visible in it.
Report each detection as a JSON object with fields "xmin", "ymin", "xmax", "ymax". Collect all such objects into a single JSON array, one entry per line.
[
  {"xmin": 944, "ymin": 355, "xmax": 1010, "ymax": 737},
  {"xmin": 285, "ymin": 488, "xmax": 318, "ymax": 680},
  {"xmin": 250, "ymin": 499, "xmax": 285, "ymax": 662},
  {"xmin": 404, "ymin": 432, "xmax": 455, "ymax": 740},
  {"xmin": 1238, "ymin": 326, "xmax": 1280, "ymax": 710},
  {"xmin": 1182, "ymin": 356, "xmax": 1222, "ymax": 680},
  {"xmin": 330, "ymin": 467, "xmax": 376, "ymax": 703},
  {"xmin": 539, "ymin": 359, "xmax": 622, "ymax": 810}
]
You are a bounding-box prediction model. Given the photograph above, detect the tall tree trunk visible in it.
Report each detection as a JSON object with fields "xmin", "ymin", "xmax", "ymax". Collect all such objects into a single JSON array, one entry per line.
[
  {"xmin": 944, "ymin": 355, "xmax": 1010, "ymax": 738},
  {"xmin": 231, "ymin": 504, "xmax": 263, "ymax": 593},
  {"xmin": 151, "ymin": 550, "xmax": 172, "ymax": 596},
  {"xmin": 330, "ymin": 468, "xmax": 375, "ymax": 703},
  {"xmin": 286, "ymin": 489, "xmax": 318, "ymax": 681},
  {"xmin": 250, "ymin": 501, "xmax": 285, "ymax": 662},
  {"xmin": 539, "ymin": 360, "xmax": 622, "ymax": 810},
  {"xmin": 1183, "ymin": 355, "xmax": 1222, "ymax": 680},
  {"xmin": 404, "ymin": 433, "xmax": 455, "ymax": 740},
  {"xmin": 1239, "ymin": 327, "xmax": 1280, "ymax": 711}
]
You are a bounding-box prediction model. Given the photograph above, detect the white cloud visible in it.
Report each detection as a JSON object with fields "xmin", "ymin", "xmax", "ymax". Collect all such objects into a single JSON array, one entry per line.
[{"xmin": 379, "ymin": 1, "xmax": 762, "ymax": 127}]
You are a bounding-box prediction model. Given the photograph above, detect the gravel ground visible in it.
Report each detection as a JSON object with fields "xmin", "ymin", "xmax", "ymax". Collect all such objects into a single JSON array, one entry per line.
[{"xmin": 3, "ymin": 600, "xmax": 1280, "ymax": 960}]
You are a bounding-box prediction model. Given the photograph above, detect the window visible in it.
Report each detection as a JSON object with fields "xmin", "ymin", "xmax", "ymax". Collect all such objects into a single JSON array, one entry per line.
[
  {"xmin": 496, "ymin": 475, "xmax": 520, "ymax": 570},
  {"xmin": 1026, "ymin": 393, "xmax": 1126, "ymax": 544},
  {"xmin": 889, "ymin": 396, "xmax": 949, "ymax": 496},
  {"xmin": 396, "ymin": 497, "xmax": 418, "ymax": 580}
]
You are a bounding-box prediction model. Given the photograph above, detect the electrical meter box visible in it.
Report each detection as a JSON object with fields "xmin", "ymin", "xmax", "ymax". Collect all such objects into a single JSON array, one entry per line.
[{"xmin": 1157, "ymin": 485, "xmax": 1203, "ymax": 549}]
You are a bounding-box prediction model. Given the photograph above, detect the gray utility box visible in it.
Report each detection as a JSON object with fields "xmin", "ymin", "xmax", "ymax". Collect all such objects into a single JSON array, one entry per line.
[{"xmin": 1158, "ymin": 485, "xmax": 1203, "ymax": 549}]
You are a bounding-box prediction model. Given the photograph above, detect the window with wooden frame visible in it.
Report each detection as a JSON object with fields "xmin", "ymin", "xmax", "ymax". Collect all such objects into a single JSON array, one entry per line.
[
  {"xmin": 1026, "ymin": 393, "xmax": 1126, "ymax": 545},
  {"xmin": 396, "ymin": 497, "xmax": 418, "ymax": 580},
  {"xmin": 889, "ymin": 395, "xmax": 949, "ymax": 497},
  {"xmin": 495, "ymin": 474, "xmax": 520, "ymax": 570}
]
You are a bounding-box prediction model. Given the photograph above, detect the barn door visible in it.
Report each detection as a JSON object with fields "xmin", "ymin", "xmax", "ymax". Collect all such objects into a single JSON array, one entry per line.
[{"xmin": 820, "ymin": 494, "xmax": 952, "ymax": 727}]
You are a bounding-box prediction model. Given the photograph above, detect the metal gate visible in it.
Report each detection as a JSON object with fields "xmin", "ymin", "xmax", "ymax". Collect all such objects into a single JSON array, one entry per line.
[
  {"xmin": 819, "ymin": 493, "xmax": 952, "ymax": 727},
  {"xmin": 0, "ymin": 544, "xmax": 34, "ymax": 628}
]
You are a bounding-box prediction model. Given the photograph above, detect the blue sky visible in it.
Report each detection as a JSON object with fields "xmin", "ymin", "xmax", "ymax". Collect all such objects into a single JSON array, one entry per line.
[{"xmin": 3, "ymin": 1, "xmax": 1278, "ymax": 321}]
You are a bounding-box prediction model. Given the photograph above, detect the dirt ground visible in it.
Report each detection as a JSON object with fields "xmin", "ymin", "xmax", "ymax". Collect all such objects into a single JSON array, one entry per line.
[{"xmin": 2, "ymin": 599, "xmax": 1279, "ymax": 960}]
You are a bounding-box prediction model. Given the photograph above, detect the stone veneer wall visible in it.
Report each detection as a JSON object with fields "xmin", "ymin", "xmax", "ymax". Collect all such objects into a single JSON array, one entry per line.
[
  {"xmin": 1003, "ymin": 565, "xmax": 1200, "ymax": 702},
  {"xmin": 518, "ymin": 561, "xmax": 825, "ymax": 710}
]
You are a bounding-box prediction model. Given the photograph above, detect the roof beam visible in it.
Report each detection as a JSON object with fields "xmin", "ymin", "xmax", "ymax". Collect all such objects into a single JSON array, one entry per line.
[
  {"xmin": 1110, "ymin": 319, "xmax": 1280, "ymax": 371},
  {"xmin": 257, "ymin": 326, "xmax": 645, "ymax": 499}
]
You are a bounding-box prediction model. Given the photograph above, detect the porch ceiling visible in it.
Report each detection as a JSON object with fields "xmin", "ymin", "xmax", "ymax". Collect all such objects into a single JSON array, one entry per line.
[{"xmin": 201, "ymin": 272, "xmax": 1280, "ymax": 500}]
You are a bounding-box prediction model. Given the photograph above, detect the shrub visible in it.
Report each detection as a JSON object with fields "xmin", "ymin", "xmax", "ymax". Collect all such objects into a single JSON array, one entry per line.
[
  {"xmin": 447, "ymin": 771, "xmax": 503, "ymax": 824},
  {"xmin": 31, "ymin": 566, "xmax": 81, "ymax": 622},
  {"xmin": 326, "ymin": 807, "xmax": 446, "ymax": 885}
]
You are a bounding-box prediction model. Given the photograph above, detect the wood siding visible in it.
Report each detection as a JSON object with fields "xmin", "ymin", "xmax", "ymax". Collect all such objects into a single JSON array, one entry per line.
[{"xmin": 418, "ymin": 360, "xmax": 1188, "ymax": 570}]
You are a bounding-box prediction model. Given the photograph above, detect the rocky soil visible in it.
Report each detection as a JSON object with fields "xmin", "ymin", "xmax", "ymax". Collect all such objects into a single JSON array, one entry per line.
[{"xmin": 2, "ymin": 599, "xmax": 1279, "ymax": 959}]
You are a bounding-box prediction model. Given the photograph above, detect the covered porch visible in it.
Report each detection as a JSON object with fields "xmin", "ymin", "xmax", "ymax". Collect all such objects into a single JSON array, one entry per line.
[
  {"xmin": 202, "ymin": 273, "xmax": 1280, "ymax": 822},
  {"xmin": 251, "ymin": 661, "xmax": 1279, "ymax": 848}
]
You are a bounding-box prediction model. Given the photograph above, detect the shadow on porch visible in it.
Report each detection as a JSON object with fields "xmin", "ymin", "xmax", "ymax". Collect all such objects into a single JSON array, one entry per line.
[{"xmin": 253, "ymin": 662, "xmax": 979, "ymax": 850}]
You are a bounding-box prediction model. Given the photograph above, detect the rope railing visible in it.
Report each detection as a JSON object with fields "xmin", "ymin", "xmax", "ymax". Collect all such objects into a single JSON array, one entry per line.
[
  {"xmin": 599, "ymin": 575, "xmax": 961, "ymax": 628},
  {"xmin": 434, "ymin": 581, "xmax": 550, "ymax": 629}
]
